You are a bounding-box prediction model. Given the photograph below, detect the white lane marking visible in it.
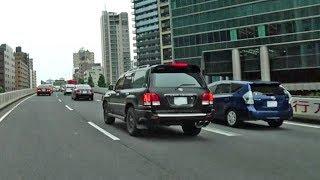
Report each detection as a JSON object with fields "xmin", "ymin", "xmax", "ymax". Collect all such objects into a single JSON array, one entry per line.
[
  {"xmin": 58, "ymin": 99, "xmax": 62, "ymax": 103},
  {"xmin": 88, "ymin": 122, "xmax": 120, "ymax": 141},
  {"xmin": 0, "ymin": 95, "xmax": 34, "ymax": 123},
  {"xmin": 96, "ymin": 100, "xmax": 101, "ymax": 102},
  {"xmin": 65, "ymin": 105, "xmax": 73, "ymax": 111},
  {"xmin": 284, "ymin": 121, "xmax": 320, "ymax": 129},
  {"xmin": 203, "ymin": 127, "xmax": 240, "ymax": 136}
]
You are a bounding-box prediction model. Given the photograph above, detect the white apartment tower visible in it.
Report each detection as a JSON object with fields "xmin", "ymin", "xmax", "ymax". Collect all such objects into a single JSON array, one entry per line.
[{"xmin": 101, "ymin": 11, "xmax": 131, "ymax": 84}]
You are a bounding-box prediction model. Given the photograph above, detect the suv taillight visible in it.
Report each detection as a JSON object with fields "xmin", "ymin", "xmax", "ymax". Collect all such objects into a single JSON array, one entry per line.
[
  {"xmin": 142, "ymin": 92, "xmax": 160, "ymax": 106},
  {"xmin": 201, "ymin": 92, "xmax": 214, "ymax": 105},
  {"xmin": 243, "ymin": 90, "xmax": 254, "ymax": 105},
  {"xmin": 76, "ymin": 89, "xmax": 81, "ymax": 94}
]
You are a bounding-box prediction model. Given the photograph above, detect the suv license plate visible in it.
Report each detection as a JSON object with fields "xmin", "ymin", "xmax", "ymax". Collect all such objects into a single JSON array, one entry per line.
[
  {"xmin": 267, "ymin": 101, "xmax": 277, "ymax": 107},
  {"xmin": 174, "ymin": 97, "xmax": 188, "ymax": 105},
  {"xmin": 83, "ymin": 91, "xmax": 87, "ymax": 94}
]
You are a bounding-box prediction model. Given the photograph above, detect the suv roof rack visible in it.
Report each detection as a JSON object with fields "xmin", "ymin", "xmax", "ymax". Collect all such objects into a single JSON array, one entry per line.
[{"xmin": 128, "ymin": 64, "xmax": 150, "ymax": 72}]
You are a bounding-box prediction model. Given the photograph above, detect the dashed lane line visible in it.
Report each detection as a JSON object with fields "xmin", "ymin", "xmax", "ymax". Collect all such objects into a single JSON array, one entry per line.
[
  {"xmin": 65, "ymin": 105, "xmax": 73, "ymax": 111},
  {"xmin": 203, "ymin": 127, "xmax": 241, "ymax": 137},
  {"xmin": 284, "ymin": 121, "xmax": 320, "ymax": 129},
  {"xmin": 88, "ymin": 122, "xmax": 120, "ymax": 141}
]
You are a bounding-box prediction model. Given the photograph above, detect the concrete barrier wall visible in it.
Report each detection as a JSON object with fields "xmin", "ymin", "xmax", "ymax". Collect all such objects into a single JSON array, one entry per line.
[
  {"xmin": 93, "ymin": 87, "xmax": 108, "ymax": 95},
  {"xmin": 0, "ymin": 89, "xmax": 35, "ymax": 110},
  {"xmin": 291, "ymin": 97, "xmax": 320, "ymax": 120}
]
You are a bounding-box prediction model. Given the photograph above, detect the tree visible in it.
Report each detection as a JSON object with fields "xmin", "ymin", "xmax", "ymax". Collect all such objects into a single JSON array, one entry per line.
[
  {"xmin": 0, "ymin": 86, "xmax": 5, "ymax": 93},
  {"xmin": 98, "ymin": 74, "xmax": 107, "ymax": 87},
  {"xmin": 87, "ymin": 74, "xmax": 94, "ymax": 87},
  {"xmin": 78, "ymin": 78, "xmax": 85, "ymax": 84}
]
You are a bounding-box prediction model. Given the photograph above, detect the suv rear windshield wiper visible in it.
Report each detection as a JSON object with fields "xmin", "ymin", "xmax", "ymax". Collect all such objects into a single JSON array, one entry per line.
[{"xmin": 176, "ymin": 84, "xmax": 196, "ymax": 89}]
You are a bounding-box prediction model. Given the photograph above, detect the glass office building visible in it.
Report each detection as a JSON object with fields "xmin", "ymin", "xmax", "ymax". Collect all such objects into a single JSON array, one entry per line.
[
  {"xmin": 133, "ymin": 0, "xmax": 162, "ymax": 66},
  {"xmin": 171, "ymin": 0, "xmax": 320, "ymax": 83}
]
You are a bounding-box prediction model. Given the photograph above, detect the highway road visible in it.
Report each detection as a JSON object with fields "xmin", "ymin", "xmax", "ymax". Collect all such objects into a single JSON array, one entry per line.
[{"xmin": 0, "ymin": 93, "xmax": 319, "ymax": 180}]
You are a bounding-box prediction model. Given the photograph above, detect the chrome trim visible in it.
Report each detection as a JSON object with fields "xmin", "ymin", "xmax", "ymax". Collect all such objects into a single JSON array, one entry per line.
[
  {"xmin": 108, "ymin": 113, "xmax": 125, "ymax": 120},
  {"xmin": 108, "ymin": 102, "xmax": 126, "ymax": 106},
  {"xmin": 157, "ymin": 113, "xmax": 206, "ymax": 117},
  {"xmin": 164, "ymin": 94, "xmax": 197, "ymax": 96}
]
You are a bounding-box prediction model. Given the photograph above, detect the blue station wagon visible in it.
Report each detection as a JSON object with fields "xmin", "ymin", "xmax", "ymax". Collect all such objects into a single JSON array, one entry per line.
[{"xmin": 208, "ymin": 81, "xmax": 293, "ymax": 127}]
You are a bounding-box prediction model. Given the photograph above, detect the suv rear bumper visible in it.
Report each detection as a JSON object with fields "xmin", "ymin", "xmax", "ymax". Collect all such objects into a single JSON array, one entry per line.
[
  {"xmin": 246, "ymin": 106, "xmax": 293, "ymax": 121},
  {"xmin": 135, "ymin": 109, "xmax": 214, "ymax": 127}
]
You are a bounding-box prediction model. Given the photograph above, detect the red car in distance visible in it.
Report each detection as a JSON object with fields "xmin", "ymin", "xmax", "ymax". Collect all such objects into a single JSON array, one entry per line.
[{"xmin": 37, "ymin": 84, "xmax": 52, "ymax": 96}]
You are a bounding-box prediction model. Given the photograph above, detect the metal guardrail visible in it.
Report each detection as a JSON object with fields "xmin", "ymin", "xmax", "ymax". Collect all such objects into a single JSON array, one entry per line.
[
  {"xmin": 0, "ymin": 89, "xmax": 35, "ymax": 110},
  {"xmin": 93, "ymin": 87, "xmax": 320, "ymax": 121}
]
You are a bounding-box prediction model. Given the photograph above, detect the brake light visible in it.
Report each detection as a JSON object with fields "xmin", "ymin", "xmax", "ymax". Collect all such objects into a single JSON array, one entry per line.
[
  {"xmin": 37, "ymin": 88, "xmax": 41, "ymax": 91},
  {"xmin": 169, "ymin": 61, "xmax": 188, "ymax": 68},
  {"xmin": 89, "ymin": 89, "xmax": 93, "ymax": 94},
  {"xmin": 202, "ymin": 92, "xmax": 214, "ymax": 105},
  {"xmin": 76, "ymin": 89, "xmax": 81, "ymax": 94},
  {"xmin": 142, "ymin": 92, "xmax": 160, "ymax": 106},
  {"xmin": 243, "ymin": 91, "xmax": 254, "ymax": 105}
]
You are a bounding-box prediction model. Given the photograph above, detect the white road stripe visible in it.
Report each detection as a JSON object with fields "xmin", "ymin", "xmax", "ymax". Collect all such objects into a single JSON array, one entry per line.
[
  {"xmin": 65, "ymin": 105, "xmax": 73, "ymax": 111},
  {"xmin": 96, "ymin": 100, "xmax": 101, "ymax": 102},
  {"xmin": 58, "ymin": 99, "xmax": 62, "ymax": 102},
  {"xmin": 0, "ymin": 95, "xmax": 34, "ymax": 123},
  {"xmin": 88, "ymin": 122, "xmax": 120, "ymax": 140},
  {"xmin": 203, "ymin": 127, "xmax": 240, "ymax": 136},
  {"xmin": 284, "ymin": 121, "xmax": 320, "ymax": 129}
]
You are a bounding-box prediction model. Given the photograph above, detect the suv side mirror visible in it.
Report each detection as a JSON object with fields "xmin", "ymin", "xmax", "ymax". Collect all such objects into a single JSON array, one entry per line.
[{"xmin": 108, "ymin": 85, "xmax": 114, "ymax": 90}]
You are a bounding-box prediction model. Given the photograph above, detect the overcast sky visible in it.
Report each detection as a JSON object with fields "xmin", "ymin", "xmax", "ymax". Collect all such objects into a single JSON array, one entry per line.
[{"xmin": 0, "ymin": 0, "xmax": 133, "ymax": 84}]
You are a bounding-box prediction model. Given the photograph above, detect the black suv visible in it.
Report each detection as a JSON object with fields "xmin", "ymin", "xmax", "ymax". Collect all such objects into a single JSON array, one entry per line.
[{"xmin": 102, "ymin": 62, "xmax": 214, "ymax": 136}]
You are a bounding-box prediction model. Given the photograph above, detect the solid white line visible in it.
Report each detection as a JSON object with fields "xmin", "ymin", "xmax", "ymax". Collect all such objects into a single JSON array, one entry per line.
[
  {"xmin": 203, "ymin": 127, "xmax": 240, "ymax": 137},
  {"xmin": 65, "ymin": 105, "xmax": 73, "ymax": 111},
  {"xmin": 284, "ymin": 121, "xmax": 320, "ymax": 129},
  {"xmin": 88, "ymin": 122, "xmax": 120, "ymax": 141},
  {"xmin": 0, "ymin": 95, "xmax": 34, "ymax": 123},
  {"xmin": 96, "ymin": 100, "xmax": 101, "ymax": 102},
  {"xmin": 58, "ymin": 99, "xmax": 62, "ymax": 103}
]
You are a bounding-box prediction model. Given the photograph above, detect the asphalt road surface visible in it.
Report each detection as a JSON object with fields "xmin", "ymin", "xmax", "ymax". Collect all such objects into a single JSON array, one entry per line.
[{"xmin": 0, "ymin": 92, "xmax": 319, "ymax": 180}]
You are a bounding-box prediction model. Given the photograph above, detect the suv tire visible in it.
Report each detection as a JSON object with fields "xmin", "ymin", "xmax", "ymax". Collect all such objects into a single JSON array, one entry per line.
[
  {"xmin": 268, "ymin": 120, "xmax": 284, "ymax": 128},
  {"xmin": 126, "ymin": 107, "xmax": 141, "ymax": 136},
  {"xmin": 182, "ymin": 124, "xmax": 201, "ymax": 136},
  {"xmin": 103, "ymin": 104, "xmax": 115, "ymax": 125},
  {"xmin": 226, "ymin": 109, "xmax": 241, "ymax": 127}
]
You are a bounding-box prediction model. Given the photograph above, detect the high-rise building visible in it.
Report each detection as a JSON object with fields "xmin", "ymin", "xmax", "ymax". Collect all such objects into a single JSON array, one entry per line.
[
  {"xmin": 14, "ymin": 47, "xmax": 30, "ymax": 89},
  {"xmin": 84, "ymin": 63, "xmax": 103, "ymax": 86},
  {"xmin": 157, "ymin": 0, "xmax": 174, "ymax": 63},
  {"xmin": 29, "ymin": 58, "xmax": 34, "ymax": 88},
  {"xmin": 171, "ymin": 0, "xmax": 320, "ymax": 83},
  {"xmin": 32, "ymin": 70, "xmax": 37, "ymax": 88},
  {"xmin": 0, "ymin": 44, "xmax": 16, "ymax": 91},
  {"xmin": 73, "ymin": 48, "xmax": 94, "ymax": 81},
  {"xmin": 133, "ymin": 0, "xmax": 161, "ymax": 66},
  {"xmin": 101, "ymin": 11, "xmax": 131, "ymax": 84}
]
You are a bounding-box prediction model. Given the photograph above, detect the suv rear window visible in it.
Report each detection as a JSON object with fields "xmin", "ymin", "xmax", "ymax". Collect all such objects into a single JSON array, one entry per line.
[
  {"xmin": 151, "ymin": 73, "xmax": 205, "ymax": 88},
  {"xmin": 250, "ymin": 84, "xmax": 285, "ymax": 96}
]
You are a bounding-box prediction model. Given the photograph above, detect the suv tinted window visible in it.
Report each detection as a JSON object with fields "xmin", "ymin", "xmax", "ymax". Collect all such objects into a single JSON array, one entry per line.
[
  {"xmin": 133, "ymin": 70, "xmax": 147, "ymax": 88},
  {"xmin": 215, "ymin": 84, "xmax": 230, "ymax": 94},
  {"xmin": 123, "ymin": 75, "xmax": 133, "ymax": 89},
  {"xmin": 115, "ymin": 77, "xmax": 124, "ymax": 90},
  {"xmin": 250, "ymin": 84, "xmax": 285, "ymax": 96},
  {"xmin": 231, "ymin": 83, "xmax": 243, "ymax": 93},
  {"xmin": 152, "ymin": 73, "xmax": 204, "ymax": 88}
]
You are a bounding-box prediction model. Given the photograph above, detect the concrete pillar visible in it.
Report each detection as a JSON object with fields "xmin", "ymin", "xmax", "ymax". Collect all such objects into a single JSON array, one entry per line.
[
  {"xmin": 260, "ymin": 45, "xmax": 271, "ymax": 81},
  {"xmin": 232, "ymin": 48, "xmax": 241, "ymax": 80}
]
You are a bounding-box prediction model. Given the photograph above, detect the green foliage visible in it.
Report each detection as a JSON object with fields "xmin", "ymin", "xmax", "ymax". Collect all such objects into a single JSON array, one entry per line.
[
  {"xmin": 98, "ymin": 74, "xmax": 107, "ymax": 87},
  {"xmin": 0, "ymin": 86, "xmax": 5, "ymax": 93},
  {"xmin": 87, "ymin": 74, "xmax": 94, "ymax": 87},
  {"xmin": 78, "ymin": 78, "xmax": 85, "ymax": 84}
]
